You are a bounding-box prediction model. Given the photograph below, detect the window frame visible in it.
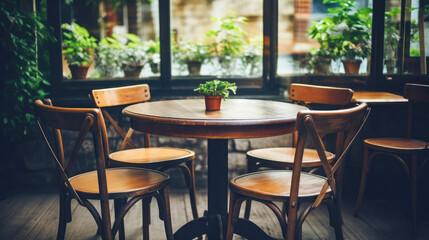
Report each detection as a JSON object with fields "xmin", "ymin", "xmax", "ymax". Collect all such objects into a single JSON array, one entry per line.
[{"xmin": 47, "ymin": 0, "xmax": 428, "ymax": 103}]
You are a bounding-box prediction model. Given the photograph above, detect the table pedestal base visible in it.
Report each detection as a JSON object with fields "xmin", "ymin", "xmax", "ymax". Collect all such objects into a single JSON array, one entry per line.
[{"xmin": 173, "ymin": 212, "xmax": 279, "ymax": 240}]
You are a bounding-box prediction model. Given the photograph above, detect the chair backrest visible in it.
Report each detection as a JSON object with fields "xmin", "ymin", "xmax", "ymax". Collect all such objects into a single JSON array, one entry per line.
[
  {"xmin": 289, "ymin": 83, "xmax": 354, "ymax": 146},
  {"xmin": 33, "ymin": 99, "xmax": 109, "ymax": 206},
  {"xmin": 286, "ymin": 103, "xmax": 370, "ymax": 240},
  {"xmin": 90, "ymin": 84, "xmax": 151, "ymax": 150},
  {"xmin": 289, "ymin": 83, "xmax": 354, "ymax": 108},
  {"xmin": 403, "ymin": 83, "xmax": 429, "ymax": 138},
  {"xmin": 91, "ymin": 84, "xmax": 150, "ymax": 107}
]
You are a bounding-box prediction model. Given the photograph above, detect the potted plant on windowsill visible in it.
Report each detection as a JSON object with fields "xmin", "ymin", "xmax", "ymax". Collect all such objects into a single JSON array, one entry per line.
[
  {"xmin": 94, "ymin": 36, "xmax": 122, "ymax": 78},
  {"xmin": 241, "ymin": 36, "xmax": 263, "ymax": 76},
  {"xmin": 307, "ymin": 16, "xmax": 339, "ymax": 74},
  {"xmin": 206, "ymin": 16, "xmax": 247, "ymax": 76},
  {"xmin": 176, "ymin": 41, "xmax": 212, "ymax": 75},
  {"xmin": 145, "ymin": 39, "xmax": 160, "ymax": 74},
  {"xmin": 320, "ymin": 0, "xmax": 372, "ymax": 74},
  {"xmin": 62, "ymin": 23, "xmax": 97, "ymax": 79},
  {"xmin": 112, "ymin": 33, "xmax": 148, "ymax": 78},
  {"xmin": 194, "ymin": 80, "xmax": 237, "ymax": 111}
]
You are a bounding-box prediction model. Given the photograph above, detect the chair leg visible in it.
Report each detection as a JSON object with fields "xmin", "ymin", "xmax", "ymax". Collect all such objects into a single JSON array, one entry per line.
[
  {"xmin": 57, "ymin": 191, "xmax": 68, "ymax": 240},
  {"xmin": 354, "ymin": 146, "xmax": 371, "ymax": 216},
  {"xmin": 185, "ymin": 160, "xmax": 199, "ymax": 220},
  {"xmin": 114, "ymin": 199, "xmax": 126, "ymax": 240},
  {"xmin": 226, "ymin": 191, "xmax": 243, "ymax": 240},
  {"xmin": 159, "ymin": 187, "xmax": 174, "ymax": 240},
  {"xmin": 411, "ymin": 154, "xmax": 418, "ymax": 233},
  {"xmin": 244, "ymin": 159, "xmax": 258, "ymax": 219},
  {"xmin": 327, "ymin": 198, "xmax": 344, "ymax": 240},
  {"xmin": 142, "ymin": 197, "xmax": 152, "ymax": 240}
]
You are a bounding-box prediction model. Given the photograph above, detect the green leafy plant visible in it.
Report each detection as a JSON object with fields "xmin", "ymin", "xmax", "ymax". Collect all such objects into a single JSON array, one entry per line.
[
  {"xmin": 176, "ymin": 40, "xmax": 211, "ymax": 65},
  {"xmin": 1, "ymin": 1, "xmax": 53, "ymax": 142},
  {"xmin": 305, "ymin": 48, "xmax": 333, "ymax": 74},
  {"xmin": 194, "ymin": 80, "xmax": 237, "ymax": 101},
  {"xmin": 206, "ymin": 16, "xmax": 248, "ymax": 74},
  {"xmin": 241, "ymin": 36, "xmax": 263, "ymax": 76},
  {"xmin": 115, "ymin": 33, "xmax": 148, "ymax": 68},
  {"xmin": 61, "ymin": 22, "xmax": 97, "ymax": 66},
  {"xmin": 94, "ymin": 36, "xmax": 122, "ymax": 77},
  {"xmin": 317, "ymin": 0, "xmax": 372, "ymax": 60},
  {"xmin": 145, "ymin": 39, "xmax": 160, "ymax": 73}
]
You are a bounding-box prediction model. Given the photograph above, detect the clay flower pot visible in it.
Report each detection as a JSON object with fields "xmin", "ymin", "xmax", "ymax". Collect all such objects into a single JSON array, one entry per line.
[
  {"xmin": 69, "ymin": 65, "xmax": 90, "ymax": 79},
  {"xmin": 204, "ymin": 96, "xmax": 222, "ymax": 111},
  {"xmin": 123, "ymin": 64, "xmax": 144, "ymax": 78},
  {"xmin": 187, "ymin": 60, "xmax": 203, "ymax": 75},
  {"xmin": 342, "ymin": 59, "xmax": 362, "ymax": 74}
]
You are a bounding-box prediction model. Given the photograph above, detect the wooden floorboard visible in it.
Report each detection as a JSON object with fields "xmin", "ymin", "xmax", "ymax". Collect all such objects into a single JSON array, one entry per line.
[{"xmin": 0, "ymin": 190, "xmax": 428, "ymax": 240}]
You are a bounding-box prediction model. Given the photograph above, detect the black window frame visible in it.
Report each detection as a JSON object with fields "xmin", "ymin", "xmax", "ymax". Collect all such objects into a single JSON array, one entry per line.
[{"xmin": 47, "ymin": 0, "xmax": 428, "ymax": 104}]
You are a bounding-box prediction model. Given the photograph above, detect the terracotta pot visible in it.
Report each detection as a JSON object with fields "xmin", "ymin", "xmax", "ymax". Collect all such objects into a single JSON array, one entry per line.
[
  {"xmin": 187, "ymin": 60, "xmax": 203, "ymax": 75},
  {"xmin": 314, "ymin": 57, "xmax": 331, "ymax": 74},
  {"xmin": 150, "ymin": 63, "xmax": 160, "ymax": 74},
  {"xmin": 342, "ymin": 59, "xmax": 362, "ymax": 74},
  {"xmin": 384, "ymin": 59, "xmax": 397, "ymax": 74},
  {"xmin": 123, "ymin": 64, "xmax": 144, "ymax": 78},
  {"xmin": 69, "ymin": 65, "xmax": 89, "ymax": 79},
  {"xmin": 204, "ymin": 96, "xmax": 222, "ymax": 111}
]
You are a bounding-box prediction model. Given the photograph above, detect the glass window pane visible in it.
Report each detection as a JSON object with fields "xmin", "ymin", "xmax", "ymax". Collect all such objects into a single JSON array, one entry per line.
[
  {"xmin": 61, "ymin": 0, "xmax": 160, "ymax": 80},
  {"xmin": 171, "ymin": 0, "xmax": 263, "ymax": 77},
  {"xmin": 384, "ymin": 0, "xmax": 429, "ymax": 75},
  {"xmin": 278, "ymin": 0, "xmax": 372, "ymax": 76}
]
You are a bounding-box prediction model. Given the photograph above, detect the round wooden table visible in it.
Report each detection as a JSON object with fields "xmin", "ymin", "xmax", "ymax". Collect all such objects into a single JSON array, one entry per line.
[{"xmin": 123, "ymin": 99, "xmax": 307, "ymax": 240}]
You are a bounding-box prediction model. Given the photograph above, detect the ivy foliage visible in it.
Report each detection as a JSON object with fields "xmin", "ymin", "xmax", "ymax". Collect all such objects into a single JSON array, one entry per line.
[{"xmin": 0, "ymin": 0, "xmax": 54, "ymax": 142}]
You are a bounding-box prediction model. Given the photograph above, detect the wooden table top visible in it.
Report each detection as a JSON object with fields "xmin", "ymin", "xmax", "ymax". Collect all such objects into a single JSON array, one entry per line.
[
  {"xmin": 352, "ymin": 91, "xmax": 408, "ymax": 105},
  {"xmin": 123, "ymin": 99, "xmax": 307, "ymax": 139}
]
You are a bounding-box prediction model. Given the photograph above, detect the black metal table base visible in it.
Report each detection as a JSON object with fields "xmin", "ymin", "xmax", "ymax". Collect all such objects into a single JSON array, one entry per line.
[{"xmin": 173, "ymin": 211, "xmax": 279, "ymax": 240}]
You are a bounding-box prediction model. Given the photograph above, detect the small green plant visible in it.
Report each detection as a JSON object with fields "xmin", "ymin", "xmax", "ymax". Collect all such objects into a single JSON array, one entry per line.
[
  {"xmin": 61, "ymin": 22, "xmax": 97, "ymax": 66},
  {"xmin": 194, "ymin": 80, "xmax": 237, "ymax": 101}
]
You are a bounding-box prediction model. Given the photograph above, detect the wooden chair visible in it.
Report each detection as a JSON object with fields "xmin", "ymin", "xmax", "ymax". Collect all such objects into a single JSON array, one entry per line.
[
  {"xmin": 354, "ymin": 83, "xmax": 429, "ymax": 232},
  {"xmin": 226, "ymin": 103, "xmax": 370, "ymax": 240},
  {"xmin": 244, "ymin": 83, "xmax": 354, "ymax": 219},
  {"xmin": 33, "ymin": 99, "xmax": 173, "ymax": 240},
  {"xmin": 89, "ymin": 84, "xmax": 199, "ymax": 227}
]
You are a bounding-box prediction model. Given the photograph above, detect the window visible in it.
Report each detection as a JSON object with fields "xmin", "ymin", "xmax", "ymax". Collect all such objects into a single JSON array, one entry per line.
[
  {"xmin": 383, "ymin": 0, "xmax": 428, "ymax": 75},
  {"xmin": 277, "ymin": 0, "xmax": 373, "ymax": 76},
  {"xmin": 48, "ymin": 0, "xmax": 428, "ymax": 100},
  {"xmin": 171, "ymin": 1, "xmax": 263, "ymax": 78}
]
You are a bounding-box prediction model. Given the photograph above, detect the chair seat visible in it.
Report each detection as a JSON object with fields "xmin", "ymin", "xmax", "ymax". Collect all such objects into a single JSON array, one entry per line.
[
  {"xmin": 247, "ymin": 147, "xmax": 335, "ymax": 168},
  {"xmin": 364, "ymin": 138, "xmax": 428, "ymax": 153},
  {"xmin": 230, "ymin": 170, "xmax": 330, "ymax": 202},
  {"xmin": 70, "ymin": 167, "xmax": 169, "ymax": 198},
  {"xmin": 109, "ymin": 147, "xmax": 195, "ymax": 167}
]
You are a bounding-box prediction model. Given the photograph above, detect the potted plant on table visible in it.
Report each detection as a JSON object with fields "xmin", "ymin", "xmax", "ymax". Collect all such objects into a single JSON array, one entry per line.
[
  {"xmin": 194, "ymin": 80, "xmax": 237, "ymax": 111},
  {"xmin": 62, "ymin": 22, "xmax": 97, "ymax": 79},
  {"xmin": 319, "ymin": 0, "xmax": 372, "ymax": 74}
]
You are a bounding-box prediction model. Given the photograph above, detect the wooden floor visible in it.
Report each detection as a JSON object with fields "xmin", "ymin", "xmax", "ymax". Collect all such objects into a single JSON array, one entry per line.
[{"xmin": 0, "ymin": 189, "xmax": 428, "ymax": 240}]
